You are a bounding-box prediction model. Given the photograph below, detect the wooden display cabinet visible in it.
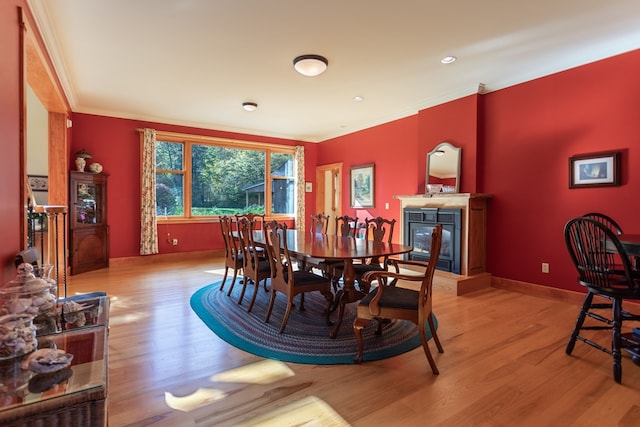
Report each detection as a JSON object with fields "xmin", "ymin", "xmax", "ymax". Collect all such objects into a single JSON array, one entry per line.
[{"xmin": 69, "ymin": 171, "xmax": 109, "ymax": 275}]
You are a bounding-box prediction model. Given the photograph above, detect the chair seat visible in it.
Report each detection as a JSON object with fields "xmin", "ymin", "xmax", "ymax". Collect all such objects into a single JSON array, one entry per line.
[
  {"xmin": 287, "ymin": 270, "xmax": 329, "ymax": 287},
  {"xmin": 359, "ymin": 286, "xmax": 418, "ymax": 310},
  {"xmin": 353, "ymin": 263, "xmax": 384, "ymax": 275},
  {"xmin": 257, "ymin": 259, "xmax": 271, "ymax": 273}
]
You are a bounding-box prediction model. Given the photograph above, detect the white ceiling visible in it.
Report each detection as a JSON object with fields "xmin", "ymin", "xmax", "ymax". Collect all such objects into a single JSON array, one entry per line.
[{"xmin": 28, "ymin": 0, "xmax": 640, "ymax": 142}]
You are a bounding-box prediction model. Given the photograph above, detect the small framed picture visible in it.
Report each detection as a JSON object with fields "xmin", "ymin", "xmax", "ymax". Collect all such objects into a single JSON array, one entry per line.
[
  {"xmin": 569, "ymin": 151, "xmax": 620, "ymax": 188},
  {"xmin": 28, "ymin": 175, "xmax": 49, "ymax": 191},
  {"xmin": 350, "ymin": 164, "xmax": 375, "ymax": 208}
]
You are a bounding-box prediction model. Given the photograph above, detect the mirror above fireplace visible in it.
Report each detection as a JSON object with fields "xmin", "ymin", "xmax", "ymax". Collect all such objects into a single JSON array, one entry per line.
[{"xmin": 426, "ymin": 142, "xmax": 461, "ymax": 193}]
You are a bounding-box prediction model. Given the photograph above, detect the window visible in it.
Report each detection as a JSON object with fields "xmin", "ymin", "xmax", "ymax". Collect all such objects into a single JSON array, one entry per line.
[{"xmin": 155, "ymin": 134, "xmax": 295, "ymax": 220}]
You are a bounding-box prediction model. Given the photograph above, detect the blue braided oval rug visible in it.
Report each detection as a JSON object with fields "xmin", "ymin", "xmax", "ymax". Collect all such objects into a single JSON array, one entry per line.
[{"xmin": 190, "ymin": 279, "xmax": 437, "ymax": 364}]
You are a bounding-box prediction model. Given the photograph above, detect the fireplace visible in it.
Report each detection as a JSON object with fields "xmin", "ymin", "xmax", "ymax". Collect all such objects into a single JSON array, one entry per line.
[{"xmin": 404, "ymin": 207, "xmax": 461, "ymax": 274}]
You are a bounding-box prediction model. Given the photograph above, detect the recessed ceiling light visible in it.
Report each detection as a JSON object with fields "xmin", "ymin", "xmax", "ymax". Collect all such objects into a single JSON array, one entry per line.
[
  {"xmin": 441, "ymin": 56, "xmax": 457, "ymax": 64},
  {"xmin": 242, "ymin": 102, "xmax": 258, "ymax": 112},
  {"xmin": 293, "ymin": 54, "xmax": 328, "ymax": 77},
  {"xmin": 352, "ymin": 96, "xmax": 364, "ymax": 102}
]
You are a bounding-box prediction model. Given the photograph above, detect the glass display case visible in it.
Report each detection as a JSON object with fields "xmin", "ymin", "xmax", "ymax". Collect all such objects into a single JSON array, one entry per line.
[{"xmin": 69, "ymin": 172, "xmax": 109, "ymax": 275}]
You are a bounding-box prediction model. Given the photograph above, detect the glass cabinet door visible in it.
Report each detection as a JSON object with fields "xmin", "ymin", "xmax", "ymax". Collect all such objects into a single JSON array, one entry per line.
[
  {"xmin": 70, "ymin": 173, "xmax": 106, "ymax": 227},
  {"xmin": 75, "ymin": 182, "xmax": 99, "ymax": 225}
]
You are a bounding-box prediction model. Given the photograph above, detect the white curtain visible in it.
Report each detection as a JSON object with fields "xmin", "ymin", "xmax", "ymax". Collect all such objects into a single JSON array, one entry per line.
[
  {"xmin": 295, "ymin": 146, "xmax": 305, "ymax": 232},
  {"xmin": 140, "ymin": 128, "xmax": 158, "ymax": 255}
]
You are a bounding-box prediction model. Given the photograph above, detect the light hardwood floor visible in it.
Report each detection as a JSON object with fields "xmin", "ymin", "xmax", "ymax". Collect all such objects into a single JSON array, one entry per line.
[{"xmin": 66, "ymin": 254, "xmax": 640, "ymax": 427}]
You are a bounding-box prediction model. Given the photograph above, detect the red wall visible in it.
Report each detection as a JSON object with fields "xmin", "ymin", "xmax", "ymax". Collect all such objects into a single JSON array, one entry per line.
[
  {"xmin": 318, "ymin": 49, "xmax": 640, "ymax": 292},
  {"xmin": 70, "ymin": 114, "xmax": 314, "ymax": 258},
  {"xmin": 417, "ymin": 94, "xmax": 481, "ymax": 194},
  {"xmin": 318, "ymin": 115, "xmax": 419, "ymax": 241},
  {"xmin": 482, "ymin": 49, "xmax": 640, "ymax": 292}
]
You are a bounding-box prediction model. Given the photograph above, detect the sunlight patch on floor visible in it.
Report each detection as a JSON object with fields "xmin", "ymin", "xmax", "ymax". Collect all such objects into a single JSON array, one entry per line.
[
  {"xmin": 205, "ymin": 268, "xmax": 226, "ymax": 276},
  {"xmin": 109, "ymin": 311, "xmax": 150, "ymax": 326},
  {"xmin": 234, "ymin": 395, "xmax": 352, "ymax": 427},
  {"xmin": 211, "ymin": 359, "xmax": 295, "ymax": 385},
  {"xmin": 164, "ymin": 388, "xmax": 228, "ymax": 412}
]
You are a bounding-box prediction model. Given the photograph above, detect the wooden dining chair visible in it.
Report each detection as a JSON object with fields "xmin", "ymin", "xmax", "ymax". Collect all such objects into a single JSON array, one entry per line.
[
  {"xmin": 309, "ymin": 213, "xmax": 330, "ymax": 234},
  {"xmin": 219, "ymin": 216, "xmax": 243, "ymax": 294},
  {"xmin": 333, "ymin": 216, "xmax": 397, "ymax": 291},
  {"xmin": 236, "ymin": 217, "xmax": 273, "ymax": 312},
  {"xmin": 235, "ymin": 212, "xmax": 266, "ymax": 231},
  {"xmin": 564, "ymin": 216, "xmax": 640, "ymax": 383},
  {"xmin": 322, "ymin": 215, "xmax": 360, "ymax": 290},
  {"xmin": 353, "ymin": 224, "xmax": 443, "ymax": 373},
  {"xmin": 263, "ymin": 220, "xmax": 334, "ymax": 333},
  {"xmin": 303, "ymin": 213, "xmax": 331, "ymax": 273},
  {"xmin": 335, "ymin": 215, "xmax": 359, "ymax": 237}
]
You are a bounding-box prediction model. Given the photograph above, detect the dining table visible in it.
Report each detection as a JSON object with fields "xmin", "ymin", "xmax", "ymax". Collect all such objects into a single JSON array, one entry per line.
[
  {"xmin": 618, "ymin": 234, "xmax": 640, "ymax": 257},
  {"xmin": 252, "ymin": 229, "xmax": 413, "ymax": 338}
]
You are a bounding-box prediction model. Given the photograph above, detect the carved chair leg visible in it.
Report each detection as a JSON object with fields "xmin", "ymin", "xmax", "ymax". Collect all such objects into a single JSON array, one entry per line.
[
  {"xmin": 229, "ymin": 269, "xmax": 239, "ymax": 291},
  {"xmin": 237, "ymin": 281, "xmax": 248, "ymax": 305},
  {"xmin": 353, "ymin": 318, "xmax": 368, "ymax": 363},
  {"xmin": 279, "ymin": 301, "xmax": 294, "ymax": 334},
  {"xmin": 427, "ymin": 314, "xmax": 444, "ymax": 353},
  {"xmin": 330, "ymin": 296, "xmax": 347, "ymax": 339},
  {"xmin": 375, "ymin": 317, "xmax": 383, "ymax": 335},
  {"xmin": 227, "ymin": 270, "xmax": 241, "ymax": 297},
  {"xmin": 566, "ymin": 291, "xmax": 595, "ymax": 355},
  {"xmin": 612, "ymin": 297, "xmax": 623, "ymax": 383},
  {"xmin": 299, "ymin": 293, "xmax": 306, "ymax": 311},
  {"xmin": 321, "ymin": 290, "xmax": 334, "ymax": 326},
  {"xmin": 264, "ymin": 291, "xmax": 277, "ymax": 323},
  {"xmin": 247, "ymin": 282, "xmax": 259, "ymax": 312},
  {"xmin": 220, "ymin": 267, "xmax": 230, "ymax": 292},
  {"xmin": 419, "ymin": 321, "xmax": 439, "ymax": 375}
]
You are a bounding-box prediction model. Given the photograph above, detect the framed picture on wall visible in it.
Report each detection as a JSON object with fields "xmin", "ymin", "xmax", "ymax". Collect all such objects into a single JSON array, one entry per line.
[
  {"xmin": 569, "ymin": 151, "xmax": 620, "ymax": 188},
  {"xmin": 27, "ymin": 175, "xmax": 48, "ymax": 191},
  {"xmin": 350, "ymin": 164, "xmax": 375, "ymax": 208}
]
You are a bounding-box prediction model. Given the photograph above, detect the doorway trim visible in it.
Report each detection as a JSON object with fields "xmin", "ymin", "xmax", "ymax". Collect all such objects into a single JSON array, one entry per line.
[{"xmin": 315, "ymin": 162, "xmax": 342, "ymax": 234}]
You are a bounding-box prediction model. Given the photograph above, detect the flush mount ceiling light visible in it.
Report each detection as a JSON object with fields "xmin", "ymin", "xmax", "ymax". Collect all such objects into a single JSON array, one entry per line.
[
  {"xmin": 441, "ymin": 55, "xmax": 457, "ymax": 64},
  {"xmin": 434, "ymin": 149, "xmax": 446, "ymax": 156},
  {"xmin": 242, "ymin": 102, "xmax": 258, "ymax": 112},
  {"xmin": 293, "ymin": 54, "xmax": 328, "ymax": 76}
]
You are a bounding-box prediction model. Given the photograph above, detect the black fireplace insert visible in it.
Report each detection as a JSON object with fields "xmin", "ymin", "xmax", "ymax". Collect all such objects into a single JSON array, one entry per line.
[{"xmin": 404, "ymin": 207, "xmax": 461, "ymax": 274}]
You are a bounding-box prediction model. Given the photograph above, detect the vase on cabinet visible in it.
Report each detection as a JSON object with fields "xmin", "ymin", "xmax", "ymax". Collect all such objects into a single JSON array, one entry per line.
[{"xmin": 75, "ymin": 157, "xmax": 86, "ymax": 172}]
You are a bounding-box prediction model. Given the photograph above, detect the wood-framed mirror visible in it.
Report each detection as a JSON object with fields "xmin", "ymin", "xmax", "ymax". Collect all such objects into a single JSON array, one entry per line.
[{"xmin": 426, "ymin": 142, "xmax": 461, "ymax": 193}]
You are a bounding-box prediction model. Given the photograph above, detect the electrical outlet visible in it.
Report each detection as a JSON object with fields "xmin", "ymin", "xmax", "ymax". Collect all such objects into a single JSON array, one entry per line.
[
  {"xmin": 542, "ymin": 262, "xmax": 549, "ymax": 273},
  {"xmin": 385, "ymin": 202, "xmax": 389, "ymax": 210},
  {"xmin": 172, "ymin": 238, "xmax": 178, "ymax": 246}
]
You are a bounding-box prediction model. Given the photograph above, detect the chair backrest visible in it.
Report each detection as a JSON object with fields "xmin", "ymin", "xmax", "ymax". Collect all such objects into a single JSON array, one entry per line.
[
  {"xmin": 564, "ymin": 217, "xmax": 637, "ymax": 293},
  {"xmin": 583, "ymin": 212, "xmax": 623, "ymax": 235},
  {"xmin": 420, "ymin": 224, "xmax": 443, "ymax": 315},
  {"xmin": 235, "ymin": 213, "xmax": 265, "ymax": 231},
  {"xmin": 363, "ymin": 217, "xmax": 396, "ymax": 243},
  {"xmin": 363, "ymin": 217, "xmax": 396, "ymax": 265},
  {"xmin": 219, "ymin": 216, "xmax": 240, "ymax": 263},
  {"xmin": 264, "ymin": 220, "xmax": 294, "ymax": 293},
  {"xmin": 335, "ymin": 215, "xmax": 359, "ymax": 237},
  {"xmin": 237, "ymin": 217, "xmax": 262, "ymax": 275},
  {"xmin": 310, "ymin": 213, "xmax": 330, "ymax": 234}
]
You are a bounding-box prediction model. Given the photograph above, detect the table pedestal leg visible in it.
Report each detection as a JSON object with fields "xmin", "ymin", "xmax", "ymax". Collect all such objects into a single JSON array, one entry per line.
[{"xmin": 330, "ymin": 259, "xmax": 364, "ymax": 338}]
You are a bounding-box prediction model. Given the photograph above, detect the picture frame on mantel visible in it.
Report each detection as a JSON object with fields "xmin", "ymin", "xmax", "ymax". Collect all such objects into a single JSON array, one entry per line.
[
  {"xmin": 350, "ymin": 164, "xmax": 375, "ymax": 208},
  {"xmin": 569, "ymin": 151, "xmax": 620, "ymax": 188}
]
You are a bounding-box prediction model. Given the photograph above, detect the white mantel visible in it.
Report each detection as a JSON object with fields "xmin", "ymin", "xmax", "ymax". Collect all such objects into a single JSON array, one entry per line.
[{"xmin": 394, "ymin": 193, "xmax": 492, "ymax": 295}]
